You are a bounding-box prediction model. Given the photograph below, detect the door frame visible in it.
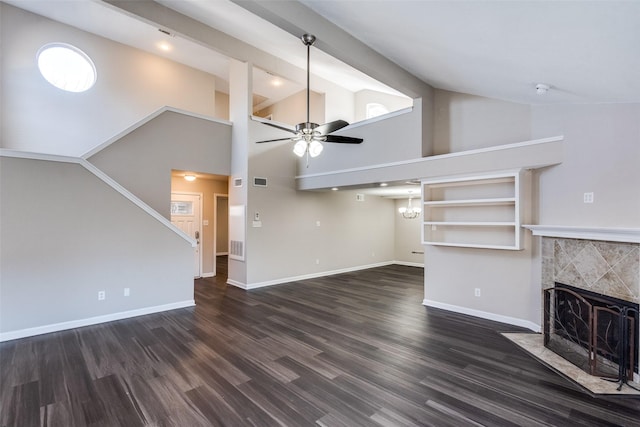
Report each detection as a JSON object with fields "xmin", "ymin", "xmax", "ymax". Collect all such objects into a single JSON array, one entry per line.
[
  {"xmin": 213, "ymin": 192, "xmax": 229, "ymax": 277},
  {"xmin": 171, "ymin": 191, "xmax": 203, "ymax": 278}
]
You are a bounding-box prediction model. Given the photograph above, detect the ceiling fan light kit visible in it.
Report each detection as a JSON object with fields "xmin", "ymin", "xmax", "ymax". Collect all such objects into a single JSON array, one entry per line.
[{"xmin": 255, "ymin": 34, "xmax": 363, "ymax": 166}]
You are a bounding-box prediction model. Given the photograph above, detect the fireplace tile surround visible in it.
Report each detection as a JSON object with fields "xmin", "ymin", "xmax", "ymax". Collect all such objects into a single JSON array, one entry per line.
[
  {"xmin": 512, "ymin": 226, "xmax": 640, "ymax": 394},
  {"xmin": 541, "ymin": 237, "xmax": 639, "ymax": 304}
]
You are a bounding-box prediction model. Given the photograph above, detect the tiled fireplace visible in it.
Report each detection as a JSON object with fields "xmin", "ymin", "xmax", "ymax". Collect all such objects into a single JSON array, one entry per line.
[
  {"xmin": 540, "ymin": 237, "xmax": 639, "ymax": 305},
  {"xmin": 507, "ymin": 226, "xmax": 640, "ymax": 394}
]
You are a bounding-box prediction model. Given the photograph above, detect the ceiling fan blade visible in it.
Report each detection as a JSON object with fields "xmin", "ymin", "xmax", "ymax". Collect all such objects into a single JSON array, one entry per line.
[
  {"xmin": 316, "ymin": 120, "xmax": 349, "ymax": 135},
  {"xmin": 259, "ymin": 121, "xmax": 297, "ymax": 134},
  {"xmin": 324, "ymin": 135, "xmax": 363, "ymax": 144},
  {"xmin": 255, "ymin": 137, "xmax": 293, "ymax": 143}
]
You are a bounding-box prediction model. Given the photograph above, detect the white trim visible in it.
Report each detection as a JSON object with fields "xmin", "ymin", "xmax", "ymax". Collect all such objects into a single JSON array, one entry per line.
[
  {"xmin": 422, "ymin": 299, "xmax": 541, "ymax": 332},
  {"xmin": 85, "ymin": 161, "xmax": 196, "ymax": 247},
  {"xmin": 1, "ymin": 149, "xmax": 196, "ymax": 248},
  {"xmin": 228, "ymin": 261, "xmax": 395, "ymax": 290},
  {"xmin": 523, "ymin": 225, "xmax": 640, "ymax": 243},
  {"xmin": 393, "ymin": 261, "xmax": 424, "ymax": 268},
  {"xmin": 201, "ymin": 272, "xmax": 215, "ymax": 278},
  {"xmin": 0, "ymin": 149, "xmax": 80, "ymax": 163},
  {"xmin": 296, "ymin": 136, "xmax": 564, "ymax": 179},
  {"xmin": 213, "ymin": 193, "xmax": 229, "ymax": 277},
  {"xmin": 250, "ymin": 115, "xmax": 295, "ymax": 130},
  {"xmin": 0, "ymin": 300, "xmax": 195, "ymax": 342},
  {"xmin": 82, "ymin": 106, "xmax": 232, "ymax": 159},
  {"xmin": 343, "ymin": 107, "xmax": 413, "ymax": 129}
]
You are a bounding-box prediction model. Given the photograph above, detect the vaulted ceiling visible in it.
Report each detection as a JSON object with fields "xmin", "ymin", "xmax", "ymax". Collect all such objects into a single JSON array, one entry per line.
[{"xmin": 7, "ymin": 0, "xmax": 640, "ymax": 105}]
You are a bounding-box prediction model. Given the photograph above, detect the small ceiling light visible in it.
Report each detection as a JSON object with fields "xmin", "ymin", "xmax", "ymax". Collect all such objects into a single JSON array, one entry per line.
[
  {"xmin": 158, "ymin": 42, "xmax": 172, "ymax": 52},
  {"xmin": 331, "ymin": 187, "xmax": 339, "ymax": 191},
  {"xmin": 184, "ymin": 174, "xmax": 196, "ymax": 182},
  {"xmin": 380, "ymin": 183, "xmax": 388, "ymax": 187},
  {"xmin": 536, "ymin": 83, "xmax": 550, "ymax": 95}
]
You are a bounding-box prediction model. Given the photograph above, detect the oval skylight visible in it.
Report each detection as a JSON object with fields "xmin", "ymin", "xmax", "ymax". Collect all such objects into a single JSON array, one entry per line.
[{"xmin": 37, "ymin": 43, "xmax": 96, "ymax": 92}]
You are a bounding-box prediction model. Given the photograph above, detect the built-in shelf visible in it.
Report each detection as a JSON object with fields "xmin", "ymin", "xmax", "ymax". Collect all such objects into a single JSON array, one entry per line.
[
  {"xmin": 422, "ymin": 171, "xmax": 524, "ymax": 250},
  {"xmin": 523, "ymin": 225, "xmax": 640, "ymax": 243},
  {"xmin": 423, "ymin": 198, "xmax": 516, "ymax": 207}
]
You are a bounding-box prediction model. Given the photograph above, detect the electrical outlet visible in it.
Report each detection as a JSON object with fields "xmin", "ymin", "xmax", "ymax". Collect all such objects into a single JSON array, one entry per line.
[
  {"xmin": 254, "ymin": 212, "xmax": 260, "ymax": 221},
  {"xmin": 98, "ymin": 291, "xmax": 105, "ymax": 300},
  {"xmin": 124, "ymin": 288, "xmax": 130, "ymax": 297},
  {"xmin": 474, "ymin": 288, "xmax": 481, "ymax": 297},
  {"xmin": 583, "ymin": 192, "xmax": 594, "ymax": 203}
]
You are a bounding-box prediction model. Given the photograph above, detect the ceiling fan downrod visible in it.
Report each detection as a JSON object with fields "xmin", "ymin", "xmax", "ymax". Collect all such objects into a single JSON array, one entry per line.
[{"xmin": 301, "ymin": 34, "xmax": 316, "ymax": 128}]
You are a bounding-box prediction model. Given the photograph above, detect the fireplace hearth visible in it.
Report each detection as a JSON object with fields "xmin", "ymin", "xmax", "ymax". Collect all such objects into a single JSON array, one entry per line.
[{"xmin": 544, "ymin": 283, "xmax": 638, "ymax": 389}]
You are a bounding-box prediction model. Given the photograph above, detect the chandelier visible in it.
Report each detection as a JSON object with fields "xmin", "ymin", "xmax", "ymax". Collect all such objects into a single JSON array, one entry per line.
[{"xmin": 399, "ymin": 195, "xmax": 421, "ymax": 219}]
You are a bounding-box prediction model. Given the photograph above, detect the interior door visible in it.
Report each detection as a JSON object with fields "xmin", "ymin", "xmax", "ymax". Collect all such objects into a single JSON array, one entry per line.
[{"xmin": 170, "ymin": 193, "xmax": 202, "ymax": 278}]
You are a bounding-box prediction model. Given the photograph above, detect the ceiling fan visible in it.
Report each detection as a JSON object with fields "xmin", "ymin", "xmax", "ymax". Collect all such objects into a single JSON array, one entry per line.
[{"xmin": 255, "ymin": 34, "xmax": 363, "ymax": 164}]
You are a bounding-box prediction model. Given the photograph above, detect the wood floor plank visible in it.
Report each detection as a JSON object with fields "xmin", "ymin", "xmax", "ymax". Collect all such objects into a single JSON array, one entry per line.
[{"xmin": 1, "ymin": 261, "xmax": 639, "ymax": 426}]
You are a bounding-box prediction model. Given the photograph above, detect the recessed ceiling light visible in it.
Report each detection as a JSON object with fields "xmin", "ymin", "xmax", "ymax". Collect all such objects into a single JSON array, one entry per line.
[
  {"xmin": 379, "ymin": 183, "xmax": 388, "ymax": 187},
  {"xmin": 158, "ymin": 42, "xmax": 172, "ymax": 52},
  {"xmin": 331, "ymin": 187, "xmax": 339, "ymax": 191},
  {"xmin": 184, "ymin": 174, "xmax": 196, "ymax": 182}
]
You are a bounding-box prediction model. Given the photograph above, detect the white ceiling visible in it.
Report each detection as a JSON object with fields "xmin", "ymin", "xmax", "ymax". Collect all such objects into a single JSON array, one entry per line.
[
  {"xmin": 6, "ymin": 0, "xmax": 640, "ymax": 197},
  {"xmin": 300, "ymin": 0, "xmax": 640, "ymax": 105}
]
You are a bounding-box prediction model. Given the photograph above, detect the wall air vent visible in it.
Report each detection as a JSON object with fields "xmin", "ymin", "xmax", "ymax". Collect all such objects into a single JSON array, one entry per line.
[
  {"xmin": 253, "ymin": 177, "xmax": 267, "ymax": 187},
  {"xmin": 230, "ymin": 240, "xmax": 244, "ymax": 259},
  {"xmin": 233, "ymin": 178, "xmax": 243, "ymax": 187}
]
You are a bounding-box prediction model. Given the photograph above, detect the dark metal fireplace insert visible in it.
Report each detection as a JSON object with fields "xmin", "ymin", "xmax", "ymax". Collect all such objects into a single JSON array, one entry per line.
[{"xmin": 543, "ymin": 283, "xmax": 639, "ymax": 390}]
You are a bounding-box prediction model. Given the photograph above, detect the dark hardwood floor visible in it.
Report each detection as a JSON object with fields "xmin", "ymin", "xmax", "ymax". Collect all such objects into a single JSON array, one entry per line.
[{"xmin": 1, "ymin": 262, "xmax": 639, "ymax": 426}]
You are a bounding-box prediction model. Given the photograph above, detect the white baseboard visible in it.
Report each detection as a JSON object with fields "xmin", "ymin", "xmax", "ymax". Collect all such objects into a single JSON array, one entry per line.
[
  {"xmin": 0, "ymin": 300, "xmax": 195, "ymax": 342},
  {"xmin": 422, "ymin": 299, "xmax": 541, "ymax": 332},
  {"xmin": 226, "ymin": 278, "xmax": 248, "ymax": 289},
  {"xmin": 229, "ymin": 261, "xmax": 395, "ymax": 290},
  {"xmin": 216, "ymin": 252, "xmax": 229, "ymax": 256},
  {"xmin": 201, "ymin": 272, "xmax": 215, "ymax": 278},
  {"xmin": 393, "ymin": 261, "xmax": 424, "ymax": 268}
]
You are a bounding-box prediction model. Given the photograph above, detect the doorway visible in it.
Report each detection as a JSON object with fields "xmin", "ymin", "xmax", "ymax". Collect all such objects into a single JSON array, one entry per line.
[
  {"xmin": 214, "ymin": 193, "xmax": 229, "ymax": 278},
  {"xmin": 170, "ymin": 192, "xmax": 203, "ymax": 278}
]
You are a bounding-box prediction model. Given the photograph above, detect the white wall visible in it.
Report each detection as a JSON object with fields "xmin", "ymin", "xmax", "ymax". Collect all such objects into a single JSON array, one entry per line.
[
  {"xmin": 394, "ymin": 199, "xmax": 424, "ymax": 266},
  {"xmin": 296, "ymin": 104, "xmax": 423, "ymax": 178},
  {"xmin": 171, "ymin": 175, "xmax": 229, "ymax": 276},
  {"xmin": 354, "ymin": 90, "xmax": 413, "ymax": 122},
  {"xmin": 531, "ymin": 103, "xmax": 640, "ymax": 227},
  {"xmin": 433, "ymin": 89, "xmax": 532, "ymax": 155},
  {"xmin": 424, "ymin": 95, "xmax": 640, "ymax": 330},
  {"xmin": 0, "ymin": 4, "xmax": 217, "ymax": 156},
  {"xmin": 423, "ymin": 92, "xmax": 539, "ymax": 329},
  {"xmin": 243, "ymin": 120, "xmax": 396, "ymax": 287},
  {"xmin": 89, "ymin": 111, "xmax": 231, "ymax": 218},
  {"xmin": 254, "ymin": 89, "xmax": 325, "ymax": 125},
  {"xmin": 0, "ymin": 156, "xmax": 194, "ymax": 337}
]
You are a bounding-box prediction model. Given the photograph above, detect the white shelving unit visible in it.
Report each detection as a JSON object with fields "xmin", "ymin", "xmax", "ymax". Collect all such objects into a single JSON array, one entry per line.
[{"xmin": 421, "ymin": 171, "xmax": 524, "ymax": 250}]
